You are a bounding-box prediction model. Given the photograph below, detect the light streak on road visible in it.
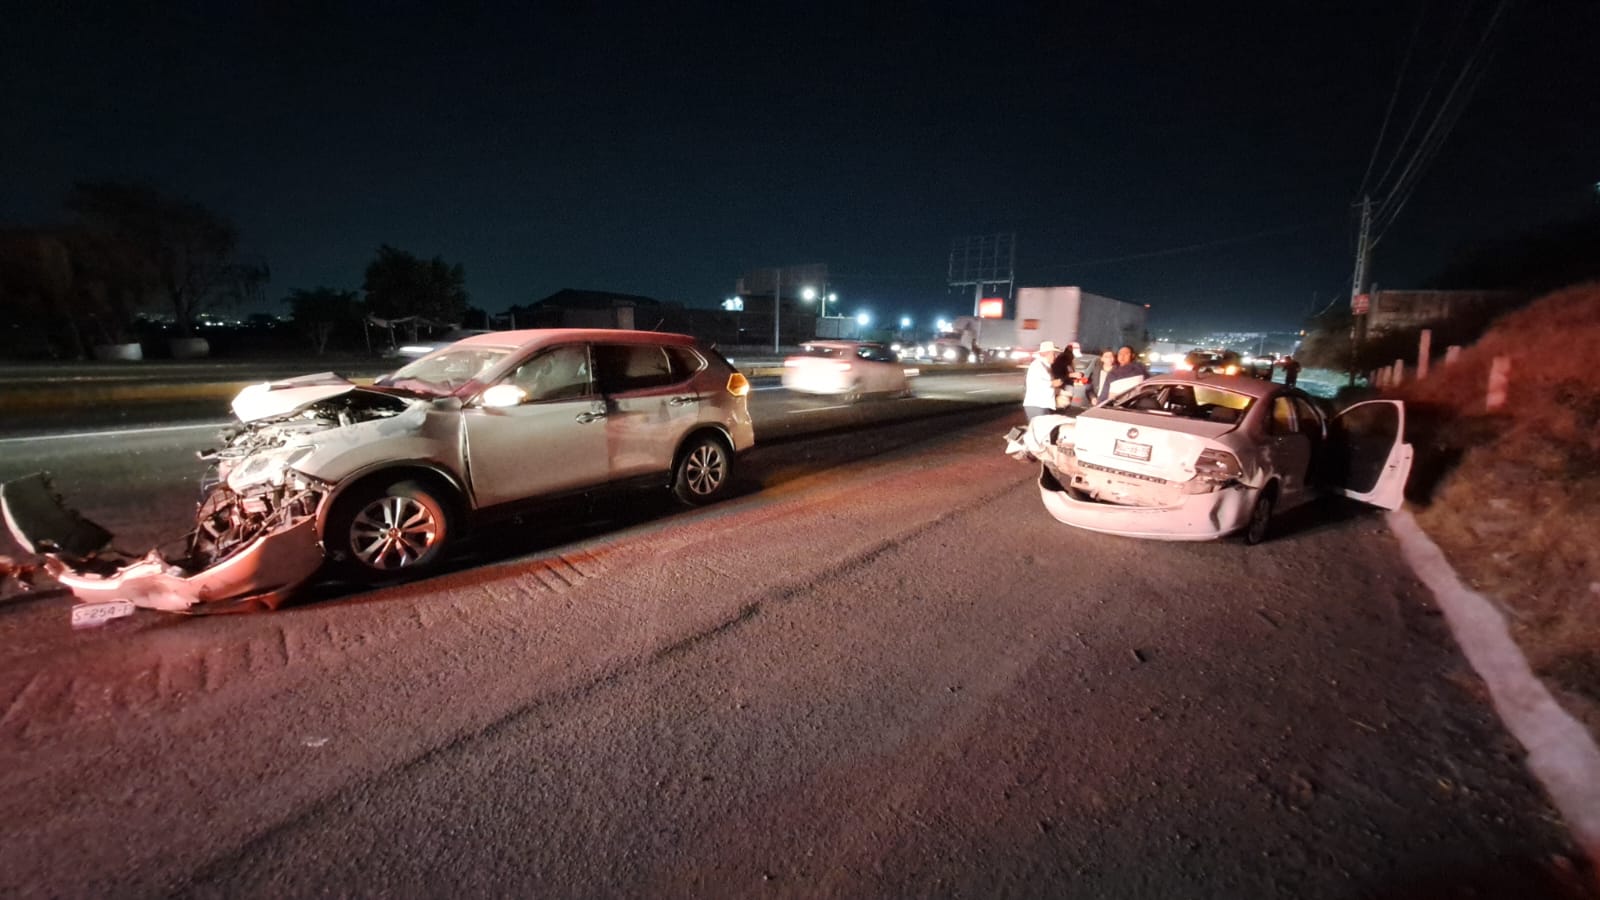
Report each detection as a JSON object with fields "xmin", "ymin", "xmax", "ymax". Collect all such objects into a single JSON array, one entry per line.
[{"xmin": 0, "ymin": 422, "xmax": 226, "ymax": 444}]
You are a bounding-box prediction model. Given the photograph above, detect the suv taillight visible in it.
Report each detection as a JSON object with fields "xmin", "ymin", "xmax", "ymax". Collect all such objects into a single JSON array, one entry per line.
[{"xmin": 726, "ymin": 372, "xmax": 750, "ymax": 397}]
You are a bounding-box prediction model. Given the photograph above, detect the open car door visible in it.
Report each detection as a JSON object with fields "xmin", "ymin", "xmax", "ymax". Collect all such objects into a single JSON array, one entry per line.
[{"xmin": 1327, "ymin": 400, "xmax": 1413, "ymax": 510}]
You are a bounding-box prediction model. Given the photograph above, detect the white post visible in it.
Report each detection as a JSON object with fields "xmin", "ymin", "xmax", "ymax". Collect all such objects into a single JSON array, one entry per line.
[
  {"xmin": 1445, "ymin": 345, "xmax": 1461, "ymax": 366},
  {"xmin": 1486, "ymin": 355, "xmax": 1511, "ymax": 411},
  {"xmin": 1417, "ymin": 329, "xmax": 1432, "ymax": 380}
]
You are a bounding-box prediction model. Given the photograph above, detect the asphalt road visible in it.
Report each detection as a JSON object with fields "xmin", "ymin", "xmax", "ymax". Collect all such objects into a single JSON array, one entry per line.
[{"xmin": 0, "ymin": 377, "xmax": 1589, "ymax": 897}]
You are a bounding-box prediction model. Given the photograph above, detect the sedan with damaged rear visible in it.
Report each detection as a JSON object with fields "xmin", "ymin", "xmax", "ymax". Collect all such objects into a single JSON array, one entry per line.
[
  {"xmin": 1003, "ymin": 373, "xmax": 1412, "ymax": 543},
  {"xmin": 2, "ymin": 329, "xmax": 755, "ymax": 614}
]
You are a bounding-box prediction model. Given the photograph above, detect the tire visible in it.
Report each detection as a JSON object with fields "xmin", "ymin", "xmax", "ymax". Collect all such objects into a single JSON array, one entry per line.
[
  {"xmin": 327, "ymin": 477, "xmax": 455, "ymax": 579},
  {"xmin": 672, "ymin": 433, "xmax": 733, "ymax": 506},
  {"xmin": 1244, "ymin": 485, "xmax": 1276, "ymax": 545}
]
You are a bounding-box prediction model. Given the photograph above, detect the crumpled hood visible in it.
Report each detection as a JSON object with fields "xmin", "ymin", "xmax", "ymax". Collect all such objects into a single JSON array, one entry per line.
[{"xmin": 232, "ymin": 373, "xmax": 359, "ymax": 423}]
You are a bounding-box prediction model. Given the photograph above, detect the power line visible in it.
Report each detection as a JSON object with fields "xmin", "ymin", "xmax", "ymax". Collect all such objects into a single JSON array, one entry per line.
[
  {"xmin": 1356, "ymin": 0, "xmax": 1430, "ymax": 200},
  {"xmin": 1029, "ymin": 219, "xmax": 1335, "ymax": 272},
  {"xmin": 1368, "ymin": 0, "xmax": 1481, "ymax": 200},
  {"xmin": 1373, "ymin": 0, "xmax": 1509, "ymax": 241}
]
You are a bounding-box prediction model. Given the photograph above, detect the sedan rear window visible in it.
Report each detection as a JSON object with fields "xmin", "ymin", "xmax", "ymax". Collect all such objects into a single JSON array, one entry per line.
[{"xmin": 1109, "ymin": 382, "xmax": 1254, "ymax": 423}]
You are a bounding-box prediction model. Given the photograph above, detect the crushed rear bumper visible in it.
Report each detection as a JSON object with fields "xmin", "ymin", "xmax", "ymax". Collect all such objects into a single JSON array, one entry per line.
[{"xmin": 1035, "ymin": 467, "xmax": 1256, "ymax": 541}]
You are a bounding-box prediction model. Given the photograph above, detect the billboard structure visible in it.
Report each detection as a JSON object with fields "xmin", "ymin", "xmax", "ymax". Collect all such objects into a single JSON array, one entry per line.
[{"xmin": 948, "ymin": 233, "xmax": 1015, "ymax": 317}]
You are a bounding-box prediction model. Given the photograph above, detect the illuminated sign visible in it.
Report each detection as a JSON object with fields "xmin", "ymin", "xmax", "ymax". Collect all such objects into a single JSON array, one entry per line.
[
  {"xmin": 977, "ymin": 298, "xmax": 1004, "ymax": 319},
  {"xmin": 1352, "ymin": 293, "xmax": 1370, "ymax": 314}
]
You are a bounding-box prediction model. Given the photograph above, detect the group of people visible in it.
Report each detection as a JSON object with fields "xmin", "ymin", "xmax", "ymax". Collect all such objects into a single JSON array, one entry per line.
[{"xmin": 1023, "ymin": 341, "xmax": 1150, "ymax": 420}]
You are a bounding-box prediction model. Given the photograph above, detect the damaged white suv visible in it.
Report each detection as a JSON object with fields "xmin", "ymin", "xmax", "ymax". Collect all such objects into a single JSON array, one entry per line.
[{"xmin": 3, "ymin": 329, "xmax": 754, "ymax": 614}]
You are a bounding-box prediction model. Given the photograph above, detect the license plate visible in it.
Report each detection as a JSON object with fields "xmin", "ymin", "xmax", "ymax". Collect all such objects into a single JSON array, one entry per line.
[
  {"xmin": 70, "ymin": 599, "xmax": 136, "ymax": 628},
  {"xmin": 1113, "ymin": 439, "xmax": 1152, "ymax": 461}
]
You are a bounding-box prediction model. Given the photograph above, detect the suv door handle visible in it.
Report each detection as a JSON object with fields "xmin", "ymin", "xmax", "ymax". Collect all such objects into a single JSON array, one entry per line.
[
  {"xmin": 575, "ymin": 411, "xmax": 607, "ymax": 424},
  {"xmin": 669, "ymin": 395, "xmax": 700, "ymax": 406}
]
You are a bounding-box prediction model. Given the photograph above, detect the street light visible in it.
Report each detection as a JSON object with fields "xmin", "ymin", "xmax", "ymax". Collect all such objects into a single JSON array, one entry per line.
[
  {"xmin": 899, "ymin": 315, "xmax": 912, "ymax": 330},
  {"xmin": 856, "ymin": 311, "xmax": 872, "ymax": 326}
]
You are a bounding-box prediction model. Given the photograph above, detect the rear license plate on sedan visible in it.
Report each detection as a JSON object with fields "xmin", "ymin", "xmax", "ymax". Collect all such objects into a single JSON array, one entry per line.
[{"xmin": 1113, "ymin": 439, "xmax": 1152, "ymax": 462}]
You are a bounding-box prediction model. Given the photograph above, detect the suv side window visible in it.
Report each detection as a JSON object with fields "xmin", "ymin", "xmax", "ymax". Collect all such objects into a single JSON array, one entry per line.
[
  {"xmin": 593, "ymin": 344, "xmax": 679, "ymax": 394},
  {"xmin": 508, "ymin": 344, "xmax": 592, "ymax": 402}
]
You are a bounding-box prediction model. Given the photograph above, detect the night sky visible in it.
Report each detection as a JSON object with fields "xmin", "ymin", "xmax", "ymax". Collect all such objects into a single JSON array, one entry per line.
[{"xmin": 3, "ymin": 2, "xmax": 1595, "ymax": 331}]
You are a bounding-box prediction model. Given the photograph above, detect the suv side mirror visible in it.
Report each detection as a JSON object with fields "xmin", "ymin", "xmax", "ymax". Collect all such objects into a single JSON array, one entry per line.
[{"xmin": 478, "ymin": 384, "xmax": 528, "ymax": 408}]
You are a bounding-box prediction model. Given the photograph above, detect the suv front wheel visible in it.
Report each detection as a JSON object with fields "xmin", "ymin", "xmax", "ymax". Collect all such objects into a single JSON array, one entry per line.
[
  {"xmin": 672, "ymin": 434, "xmax": 733, "ymax": 506},
  {"xmin": 327, "ymin": 477, "xmax": 455, "ymax": 578}
]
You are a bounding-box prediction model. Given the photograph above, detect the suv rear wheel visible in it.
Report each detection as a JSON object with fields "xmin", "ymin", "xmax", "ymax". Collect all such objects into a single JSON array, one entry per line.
[{"xmin": 672, "ymin": 434, "xmax": 733, "ymax": 505}]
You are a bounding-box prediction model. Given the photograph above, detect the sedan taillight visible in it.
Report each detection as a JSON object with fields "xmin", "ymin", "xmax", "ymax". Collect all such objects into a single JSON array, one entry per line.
[{"xmin": 1194, "ymin": 448, "xmax": 1242, "ymax": 481}]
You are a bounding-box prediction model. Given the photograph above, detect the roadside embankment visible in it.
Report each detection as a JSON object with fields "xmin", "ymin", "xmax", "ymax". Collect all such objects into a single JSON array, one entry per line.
[{"xmin": 1391, "ymin": 282, "xmax": 1600, "ymax": 735}]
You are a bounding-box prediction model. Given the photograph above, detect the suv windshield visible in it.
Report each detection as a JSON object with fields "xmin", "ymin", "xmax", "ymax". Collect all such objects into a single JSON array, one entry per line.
[
  {"xmin": 1108, "ymin": 382, "xmax": 1255, "ymax": 424},
  {"xmin": 380, "ymin": 347, "xmax": 511, "ymax": 395}
]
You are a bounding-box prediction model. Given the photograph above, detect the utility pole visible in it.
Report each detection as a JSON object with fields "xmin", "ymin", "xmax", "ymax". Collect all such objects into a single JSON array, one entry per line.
[
  {"xmin": 772, "ymin": 267, "xmax": 782, "ymax": 354},
  {"xmin": 1348, "ymin": 196, "xmax": 1374, "ymax": 384}
]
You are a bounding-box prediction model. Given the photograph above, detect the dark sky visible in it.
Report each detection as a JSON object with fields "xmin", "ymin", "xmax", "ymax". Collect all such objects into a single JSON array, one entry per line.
[{"xmin": 3, "ymin": 1, "xmax": 1596, "ymax": 331}]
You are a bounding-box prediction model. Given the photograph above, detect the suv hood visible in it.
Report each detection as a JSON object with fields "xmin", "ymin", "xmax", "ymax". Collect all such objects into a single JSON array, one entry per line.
[{"xmin": 232, "ymin": 373, "xmax": 361, "ymax": 423}]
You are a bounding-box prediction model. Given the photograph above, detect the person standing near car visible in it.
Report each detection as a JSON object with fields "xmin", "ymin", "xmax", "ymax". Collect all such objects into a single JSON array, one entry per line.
[
  {"xmin": 1023, "ymin": 341, "xmax": 1063, "ymax": 420},
  {"xmin": 1281, "ymin": 355, "xmax": 1302, "ymax": 387},
  {"xmin": 1049, "ymin": 341, "xmax": 1078, "ymax": 410},
  {"xmin": 1089, "ymin": 348, "xmax": 1117, "ymax": 405},
  {"xmin": 1112, "ymin": 345, "xmax": 1149, "ymax": 381}
]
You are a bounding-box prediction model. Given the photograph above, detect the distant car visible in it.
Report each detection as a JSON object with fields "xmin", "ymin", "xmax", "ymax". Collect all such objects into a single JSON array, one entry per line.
[
  {"xmin": 392, "ymin": 328, "xmax": 495, "ymax": 360},
  {"xmin": 1005, "ymin": 373, "xmax": 1412, "ymax": 543},
  {"xmin": 2, "ymin": 329, "xmax": 755, "ymax": 615},
  {"xmin": 1177, "ymin": 349, "xmax": 1243, "ymax": 376},
  {"xmin": 781, "ymin": 340, "xmax": 914, "ymax": 401}
]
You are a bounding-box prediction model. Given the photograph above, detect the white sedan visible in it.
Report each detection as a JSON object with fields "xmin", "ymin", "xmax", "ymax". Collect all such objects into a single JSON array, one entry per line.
[
  {"xmin": 1005, "ymin": 373, "xmax": 1413, "ymax": 543},
  {"xmin": 782, "ymin": 340, "xmax": 916, "ymax": 401}
]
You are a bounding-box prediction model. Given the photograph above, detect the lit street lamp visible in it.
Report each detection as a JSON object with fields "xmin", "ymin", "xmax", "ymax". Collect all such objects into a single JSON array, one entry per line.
[{"xmin": 801, "ymin": 286, "xmax": 839, "ymax": 318}]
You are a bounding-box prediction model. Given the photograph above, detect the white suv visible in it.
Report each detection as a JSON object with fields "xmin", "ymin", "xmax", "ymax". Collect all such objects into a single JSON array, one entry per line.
[{"xmin": 2, "ymin": 329, "xmax": 755, "ymax": 614}]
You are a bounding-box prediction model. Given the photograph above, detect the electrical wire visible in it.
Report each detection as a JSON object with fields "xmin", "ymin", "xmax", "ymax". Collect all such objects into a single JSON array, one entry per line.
[{"xmin": 1356, "ymin": 0, "xmax": 1431, "ymax": 200}]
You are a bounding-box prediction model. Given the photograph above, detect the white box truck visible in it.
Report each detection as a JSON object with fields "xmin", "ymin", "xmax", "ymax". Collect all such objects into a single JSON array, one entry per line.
[{"xmin": 1012, "ymin": 286, "xmax": 1146, "ymax": 354}]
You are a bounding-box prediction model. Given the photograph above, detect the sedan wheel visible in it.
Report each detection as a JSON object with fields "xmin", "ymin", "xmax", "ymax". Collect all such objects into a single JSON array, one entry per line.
[
  {"xmin": 673, "ymin": 435, "xmax": 732, "ymax": 505},
  {"xmin": 331, "ymin": 479, "xmax": 453, "ymax": 577},
  {"xmin": 1244, "ymin": 487, "xmax": 1275, "ymax": 545}
]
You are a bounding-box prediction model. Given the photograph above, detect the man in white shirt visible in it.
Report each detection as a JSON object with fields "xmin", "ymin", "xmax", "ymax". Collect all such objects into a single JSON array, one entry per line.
[{"xmin": 1022, "ymin": 340, "xmax": 1063, "ymax": 420}]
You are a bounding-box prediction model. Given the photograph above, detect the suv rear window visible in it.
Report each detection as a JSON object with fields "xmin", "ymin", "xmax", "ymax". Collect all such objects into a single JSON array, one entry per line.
[{"xmin": 594, "ymin": 344, "xmax": 685, "ymax": 393}]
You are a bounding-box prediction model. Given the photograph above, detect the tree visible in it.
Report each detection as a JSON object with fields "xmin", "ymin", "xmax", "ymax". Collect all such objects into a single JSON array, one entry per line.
[
  {"xmin": 65, "ymin": 180, "xmax": 240, "ymax": 337},
  {"xmin": 0, "ymin": 228, "xmax": 153, "ymax": 357},
  {"xmin": 362, "ymin": 245, "xmax": 469, "ymax": 328},
  {"xmin": 285, "ymin": 287, "xmax": 363, "ymax": 355}
]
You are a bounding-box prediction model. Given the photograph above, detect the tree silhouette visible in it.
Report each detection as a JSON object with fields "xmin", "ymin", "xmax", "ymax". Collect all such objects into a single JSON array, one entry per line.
[
  {"xmin": 362, "ymin": 245, "xmax": 469, "ymax": 327},
  {"xmin": 285, "ymin": 286, "xmax": 363, "ymax": 355},
  {"xmin": 65, "ymin": 180, "xmax": 240, "ymax": 337}
]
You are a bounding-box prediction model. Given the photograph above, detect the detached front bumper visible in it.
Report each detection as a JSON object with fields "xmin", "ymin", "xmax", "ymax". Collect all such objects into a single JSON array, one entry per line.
[
  {"xmin": 1035, "ymin": 467, "xmax": 1257, "ymax": 541},
  {"xmin": 2, "ymin": 474, "xmax": 326, "ymax": 613}
]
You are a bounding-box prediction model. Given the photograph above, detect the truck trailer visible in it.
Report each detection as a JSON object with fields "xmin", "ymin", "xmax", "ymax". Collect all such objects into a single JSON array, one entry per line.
[{"xmin": 937, "ymin": 287, "xmax": 1147, "ymax": 362}]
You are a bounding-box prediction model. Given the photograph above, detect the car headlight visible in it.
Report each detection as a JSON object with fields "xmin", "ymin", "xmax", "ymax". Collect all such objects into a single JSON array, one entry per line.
[{"xmin": 943, "ymin": 348, "xmax": 957, "ymax": 360}]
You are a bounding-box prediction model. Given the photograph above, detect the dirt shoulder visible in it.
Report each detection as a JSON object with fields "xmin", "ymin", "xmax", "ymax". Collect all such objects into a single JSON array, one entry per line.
[{"xmin": 1391, "ymin": 282, "xmax": 1600, "ymax": 736}]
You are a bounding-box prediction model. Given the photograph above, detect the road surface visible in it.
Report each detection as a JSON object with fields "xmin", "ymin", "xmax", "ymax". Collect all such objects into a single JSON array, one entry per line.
[{"xmin": 0, "ymin": 377, "xmax": 1588, "ymax": 897}]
